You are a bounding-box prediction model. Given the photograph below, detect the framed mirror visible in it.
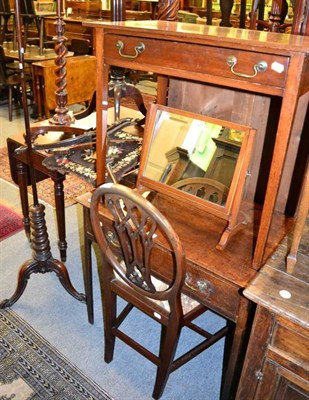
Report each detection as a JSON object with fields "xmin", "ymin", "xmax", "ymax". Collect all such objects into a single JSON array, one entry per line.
[{"xmin": 137, "ymin": 104, "xmax": 256, "ymax": 250}]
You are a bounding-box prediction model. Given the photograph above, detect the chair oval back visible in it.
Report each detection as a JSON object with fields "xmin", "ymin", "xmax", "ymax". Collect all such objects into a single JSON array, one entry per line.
[{"xmin": 90, "ymin": 183, "xmax": 186, "ymax": 304}]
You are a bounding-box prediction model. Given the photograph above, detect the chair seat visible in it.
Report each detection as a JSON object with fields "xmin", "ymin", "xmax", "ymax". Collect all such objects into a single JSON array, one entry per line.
[{"xmin": 116, "ymin": 265, "xmax": 200, "ymax": 315}]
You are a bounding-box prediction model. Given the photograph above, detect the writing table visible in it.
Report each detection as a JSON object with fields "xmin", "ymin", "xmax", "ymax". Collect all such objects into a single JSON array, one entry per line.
[
  {"xmin": 81, "ymin": 20, "xmax": 309, "ymax": 398},
  {"xmin": 82, "ymin": 20, "xmax": 309, "ymax": 266}
]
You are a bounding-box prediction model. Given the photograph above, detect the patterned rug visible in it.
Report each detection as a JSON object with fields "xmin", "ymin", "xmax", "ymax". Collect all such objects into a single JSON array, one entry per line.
[
  {"xmin": 0, "ymin": 203, "xmax": 24, "ymax": 241},
  {"xmin": 0, "ymin": 310, "xmax": 113, "ymax": 400}
]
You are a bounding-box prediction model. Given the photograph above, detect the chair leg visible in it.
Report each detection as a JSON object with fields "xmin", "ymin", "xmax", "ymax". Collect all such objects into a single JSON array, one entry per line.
[
  {"xmin": 8, "ymin": 86, "xmax": 13, "ymax": 121},
  {"xmin": 152, "ymin": 322, "xmax": 181, "ymax": 400},
  {"xmin": 102, "ymin": 287, "xmax": 117, "ymax": 363}
]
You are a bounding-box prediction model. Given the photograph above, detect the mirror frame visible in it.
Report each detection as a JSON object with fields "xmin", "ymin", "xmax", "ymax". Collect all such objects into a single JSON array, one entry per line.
[{"xmin": 137, "ymin": 104, "xmax": 256, "ymax": 250}]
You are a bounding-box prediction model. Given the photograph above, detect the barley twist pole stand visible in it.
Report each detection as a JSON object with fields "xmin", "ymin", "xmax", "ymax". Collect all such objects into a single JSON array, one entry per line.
[{"xmin": 49, "ymin": 0, "xmax": 74, "ymax": 125}]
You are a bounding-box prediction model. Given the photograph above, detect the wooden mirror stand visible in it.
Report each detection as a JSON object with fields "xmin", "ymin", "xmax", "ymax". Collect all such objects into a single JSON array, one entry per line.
[{"xmin": 137, "ymin": 103, "xmax": 256, "ymax": 250}]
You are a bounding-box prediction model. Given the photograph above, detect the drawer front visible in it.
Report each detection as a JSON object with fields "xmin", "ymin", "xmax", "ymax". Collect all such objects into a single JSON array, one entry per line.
[
  {"xmin": 104, "ymin": 34, "xmax": 289, "ymax": 88},
  {"xmin": 151, "ymin": 245, "xmax": 240, "ymax": 321},
  {"xmin": 185, "ymin": 262, "xmax": 240, "ymax": 321},
  {"xmin": 271, "ymin": 322, "xmax": 309, "ymax": 366}
]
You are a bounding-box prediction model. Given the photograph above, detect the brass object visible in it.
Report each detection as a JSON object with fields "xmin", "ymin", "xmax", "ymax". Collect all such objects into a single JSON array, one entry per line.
[
  {"xmin": 227, "ymin": 55, "xmax": 267, "ymax": 78},
  {"xmin": 116, "ymin": 40, "xmax": 145, "ymax": 59}
]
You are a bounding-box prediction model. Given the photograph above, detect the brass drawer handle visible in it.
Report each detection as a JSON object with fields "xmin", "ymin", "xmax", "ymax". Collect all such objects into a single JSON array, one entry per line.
[
  {"xmin": 185, "ymin": 273, "xmax": 213, "ymax": 296},
  {"xmin": 227, "ymin": 55, "xmax": 267, "ymax": 78},
  {"xmin": 116, "ymin": 40, "xmax": 145, "ymax": 59}
]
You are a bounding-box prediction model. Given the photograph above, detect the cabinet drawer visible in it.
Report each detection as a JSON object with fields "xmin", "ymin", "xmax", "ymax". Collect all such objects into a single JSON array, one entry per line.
[
  {"xmin": 104, "ymin": 34, "xmax": 289, "ymax": 89},
  {"xmin": 271, "ymin": 322, "xmax": 309, "ymax": 366}
]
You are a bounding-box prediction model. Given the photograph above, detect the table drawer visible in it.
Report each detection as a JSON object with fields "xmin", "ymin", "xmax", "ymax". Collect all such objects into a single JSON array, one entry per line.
[
  {"xmin": 185, "ymin": 262, "xmax": 240, "ymax": 321},
  {"xmin": 151, "ymin": 244, "xmax": 240, "ymax": 321},
  {"xmin": 104, "ymin": 34, "xmax": 289, "ymax": 89}
]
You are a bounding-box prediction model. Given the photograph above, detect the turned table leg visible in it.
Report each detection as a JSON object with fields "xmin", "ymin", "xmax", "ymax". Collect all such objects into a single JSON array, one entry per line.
[{"xmin": 52, "ymin": 177, "xmax": 67, "ymax": 262}]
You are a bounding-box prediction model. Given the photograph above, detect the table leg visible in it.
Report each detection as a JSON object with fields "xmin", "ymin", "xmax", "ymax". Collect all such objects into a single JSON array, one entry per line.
[
  {"xmin": 52, "ymin": 177, "xmax": 67, "ymax": 262},
  {"xmin": 33, "ymin": 72, "xmax": 44, "ymax": 120},
  {"xmin": 220, "ymin": 296, "xmax": 252, "ymax": 400},
  {"xmin": 16, "ymin": 160, "xmax": 31, "ymax": 240},
  {"xmin": 82, "ymin": 206, "xmax": 94, "ymax": 324},
  {"xmin": 39, "ymin": 17, "xmax": 44, "ymax": 56}
]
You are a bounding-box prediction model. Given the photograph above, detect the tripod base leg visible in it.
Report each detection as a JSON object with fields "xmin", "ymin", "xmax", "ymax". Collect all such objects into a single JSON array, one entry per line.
[{"xmin": 0, "ymin": 258, "xmax": 37, "ymax": 308}]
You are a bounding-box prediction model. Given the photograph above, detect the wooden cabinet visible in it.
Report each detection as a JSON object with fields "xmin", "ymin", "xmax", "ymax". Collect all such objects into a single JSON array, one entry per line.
[
  {"xmin": 238, "ymin": 306, "xmax": 309, "ymax": 400},
  {"xmin": 236, "ymin": 220, "xmax": 309, "ymax": 399}
]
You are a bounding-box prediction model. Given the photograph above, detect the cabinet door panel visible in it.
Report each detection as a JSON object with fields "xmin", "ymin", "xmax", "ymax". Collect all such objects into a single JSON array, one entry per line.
[{"xmin": 255, "ymin": 359, "xmax": 309, "ymax": 400}]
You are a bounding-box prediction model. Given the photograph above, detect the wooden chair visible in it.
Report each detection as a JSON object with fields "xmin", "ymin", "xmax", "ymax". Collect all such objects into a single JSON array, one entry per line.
[
  {"xmin": 90, "ymin": 183, "xmax": 229, "ymax": 399},
  {"xmin": 20, "ymin": 0, "xmax": 54, "ymax": 51},
  {"xmin": 0, "ymin": 0, "xmax": 13, "ymax": 43},
  {"xmin": 0, "ymin": 45, "xmax": 32, "ymax": 121},
  {"xmin": 172, "ymin": 177, "xmax": 229, "ymax": 206},
  {"xmin": 20, "ymin": 0, "xmax": 40, "ymax": 46}
]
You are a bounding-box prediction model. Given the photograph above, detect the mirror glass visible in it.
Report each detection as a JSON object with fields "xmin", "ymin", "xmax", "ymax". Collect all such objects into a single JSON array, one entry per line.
[{"xmin": 143, "ymin": 107, "xmax": 246, "ymax": 208}]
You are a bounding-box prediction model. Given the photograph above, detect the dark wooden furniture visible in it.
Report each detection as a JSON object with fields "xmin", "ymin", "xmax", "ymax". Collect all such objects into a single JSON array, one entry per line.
[
  {"xmin": 70, "ymin": 37, "xmax": 91, "ymax": 55},
  {"xmin": 250, "ymin": 0, "xmax": 309, "ymax": 34},
  {"xmin": 85, "ymin": 19, "xmax": 309, "ymax": 263},
  {"xmin": 236, "ymin": 218, "xmax": 309, "ymax": 399},
  {"xmin": 0, "ymin": 0, "xmax": 13, "ymax": 42},
  {"xmin": 0, "ymin": 45, "xmax": 32, "ymax": 121},
  {"xmin": 81, "ymin": 19, "xmax": 308, "ymax": 399},
  {"xmin": 6, "ymin": 127, "xmax": 82, "ymax": 262},
  {"xmin": 77, "ymin": 187, "xmax": 294, "ymax": 399},
  {"xmin": 19, "ymin": 0, "xmax": 55, "ymax": 54},
  {"xmin": 43, "ymin": 12, "xmax": 152, "ymax": 52},
  {"xmin": 44, "ymin": 16, "xmax": 95, "ymax": 49},
  {"xmin": 286, "ymin": 162, "xmax": 309, "ymax": 273},
  {"xmin": 31, "ymin": 55, "xmax": 96, "ymax": 119},
  {"xmin": 90, "ymin": 183, "xmax": 230, "ymax": 399}
]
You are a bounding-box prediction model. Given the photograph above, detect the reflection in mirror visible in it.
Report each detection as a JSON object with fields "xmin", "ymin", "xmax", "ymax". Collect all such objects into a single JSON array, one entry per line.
[
  {"xmin": 144, "ymin": 108, "xmax": 245, "ymax": 207},
  {"xmin": 138, "ymin": 104, "xmax": 256, "ymax": 250}
]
